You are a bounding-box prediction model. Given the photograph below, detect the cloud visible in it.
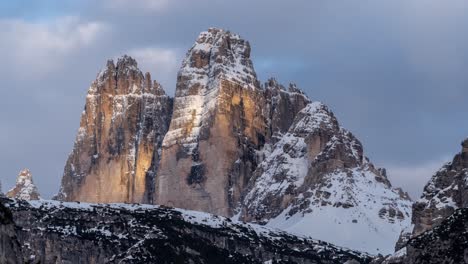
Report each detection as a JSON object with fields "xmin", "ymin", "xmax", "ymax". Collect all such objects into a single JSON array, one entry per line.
[
  {"xmin": 126, "ymin": 47, "xmax": 181, "ymax": 92},
  {"xmin": 386, "ymin": 156, "xmax": 452, "ymax": 200},
  {"xmin": 0, "ymin": 16, "xmax": 108, "ymax": 76},
  {"xmin": 103, "ymin": 0, "xmax": 170, "ymax": 12}
]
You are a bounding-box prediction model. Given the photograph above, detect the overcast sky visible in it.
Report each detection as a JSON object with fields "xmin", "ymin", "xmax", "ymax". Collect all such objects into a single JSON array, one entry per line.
[{"xmin": 1, "ymin": 0, "xmax": 467, "ymax": 199}]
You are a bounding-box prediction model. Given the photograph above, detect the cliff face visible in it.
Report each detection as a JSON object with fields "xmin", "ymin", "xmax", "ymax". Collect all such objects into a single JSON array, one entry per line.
[
  {"xmin": 2, "ymin": 198, "xmax": 372, "ymax": 264},
  {"xmin": 6, "ymin": 169, "xmax": 40, "ymax": 201},
  {"xmin": 155, "ymin": 28, "xmax": 268, "ymax": 217},
  {"xmin": 0, "ymin": 202, "xmax": 23, "ymax": 264},
  {"xmin": 411, "ymin": 138, "xmax": 468, "ymax": 236},
  {"xmin": 380, "ymin": 208, "xmax": 468, "ymax": 264},
  {"xmin": 53, "ymin": 28, "xmax": 413, "ymax": 255},
  {"xmin": 56, "ymin": 56, "xmax": 173, "ymax": 203},
  {"xmin": 239, "ymin": 102, "xmax": 412, "ymax": 255}
]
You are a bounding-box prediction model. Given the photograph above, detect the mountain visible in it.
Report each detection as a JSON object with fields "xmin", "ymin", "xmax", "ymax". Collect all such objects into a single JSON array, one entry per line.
[
  {"xmin": 380, "ymin": 208, "xmax": 468, "ymax": 264},
  {"xmin": 56, "ymin": 56, "xmax": 173, "ymax": 203},
  {"xmin": 385, "ymin": 137, "xmax": 468, "ymax": 261},
  {"xmin": 54, "ymin": 28, "xmax": 412, "ymax": 255},
  {"xmin": 1, "ymin": 198, "xmax": 373, "ymax": 263},
  {"xmin": 155, "ymin": 28, "xmax": 310, "ymax": 217},
  {"xmin": 239, "ymin": 101, "xmax": 412, "ymax": 255},
  {"xmin": 410, "ymin": 138, "xmax": 468, "ymax": 236},
  {"xmin": 6, "ymin": 169, "xmax": 41, "ymax": 201}
]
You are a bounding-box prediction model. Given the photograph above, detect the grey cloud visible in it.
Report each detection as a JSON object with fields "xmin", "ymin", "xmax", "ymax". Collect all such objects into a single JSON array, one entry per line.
[{"xmin": 0, "ymin": 0, "xmax": 467, "ymax": 198}]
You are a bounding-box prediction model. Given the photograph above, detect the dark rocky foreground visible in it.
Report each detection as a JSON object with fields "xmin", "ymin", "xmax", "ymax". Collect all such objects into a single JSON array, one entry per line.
[
  {"xmin": 0, "ymin": 198, "xmax": 372, "ymax": 263},
  {"xmin": 380, "ymin": 208, "xmax": 468, "ymax": 264}
]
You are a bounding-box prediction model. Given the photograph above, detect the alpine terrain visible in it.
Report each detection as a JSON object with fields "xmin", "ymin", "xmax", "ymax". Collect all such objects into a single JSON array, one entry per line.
[{"xmin": 54, "ymin": 28, "xmax": 413, "ymax": 255}]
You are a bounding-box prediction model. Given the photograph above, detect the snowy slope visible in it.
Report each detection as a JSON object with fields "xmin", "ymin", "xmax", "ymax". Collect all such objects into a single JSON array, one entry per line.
[{"xmin": 241, "ymin": 101, "xmax": 412, "ymax": 255}]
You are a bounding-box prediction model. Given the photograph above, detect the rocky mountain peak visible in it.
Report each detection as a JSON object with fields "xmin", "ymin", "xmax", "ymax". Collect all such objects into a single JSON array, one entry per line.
[
  {"xmin": 56, "ymin": 55, "xmax": 173, "ymax": 203},
  {"xmin": 462, "ymin": 137, "xmax": 468, "ymax": 153},
  {"xmin": 241, "ymin": 99, "xmax": 412, "ymax": 254},
  {"xmin": 182, "ymin": 27, "xmax": 258, "ymax": 91},
  {"xmin": 6, "ymin": 168, "xmax": 41, "ymax": 200},
  {"xmin": 409, "ymin": 137, "xmax": 468, "ymax": 237}
]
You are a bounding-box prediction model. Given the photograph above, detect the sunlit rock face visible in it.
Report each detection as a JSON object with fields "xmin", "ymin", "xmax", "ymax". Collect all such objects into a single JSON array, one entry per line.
[
  {"xmin": 155, "ymin": 28, "xmax": 268, "ymax": 217},
  {"xmin": 56, "ymin": 56, "xmax": 173, "ymax": 203},
  {"xmin": 6, "ymin": 169, "xmax": 41, "ymax": 201}
]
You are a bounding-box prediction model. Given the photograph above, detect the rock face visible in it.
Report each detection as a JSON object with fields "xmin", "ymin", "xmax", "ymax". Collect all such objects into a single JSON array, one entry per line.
[
  {"xmin": 411, "ymin": 138, "xmax": 468, "ymax": 236},
  {"xmin": 381, "ymin": 208, "xmax": 468, "ymax": 264},
  {"xmin": 239, "ymin": 102, "xmax": 412, "ymax": 255},
  {"xmin": 2, "ymin": 198, "xmax": 373, "ymax": 264},
  {"xmin": 6, "ymin": 169, "xmax": 41, "ymax": 201},
  {"xmin": 156, "ymin": 28, "xmax": 267, "ymax": 216},
  {"xmin": 0, "ymin": 201, "xmax": 23, "ymax": 264},
  {"xmin": 54, "ymin": 28, "xmax": 412, "ymax": 255},
  {"xmin": 56, "ymin": 56, "xmax": 173, "ymax": 203}
]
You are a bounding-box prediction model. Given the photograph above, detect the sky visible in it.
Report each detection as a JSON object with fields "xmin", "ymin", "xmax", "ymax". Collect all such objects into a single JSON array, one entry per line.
[{"xmin": 0, "ymin": 0, "xmax": 467, "ymax": 199}]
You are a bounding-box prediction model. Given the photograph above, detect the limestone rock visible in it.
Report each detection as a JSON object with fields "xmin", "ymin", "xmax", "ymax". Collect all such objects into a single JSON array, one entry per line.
[
  {"xmin": 411, "ymin": 138, "xmax": 468, "ymax": 236},
  {"xmin": 240, "ymin": 102, "xmax": 412, "ymax": 254},
  {"xmin": 6, "ymin": 169, "xmax": 41, "ymax": 201},
  {"xmin": 0, "ymin": 201, "xmax": 23, "ymax": 263},
  {"xmin": 381, "ymin": 208, "xmax": 468, "ymax": 264},
  {"xmin": 155, "ymin": 28, "xmax": 268, "ymax": 217},
  {"xmin": 55, "ymin": 55, "xmax": 173, "ymax": 203},
  {"xmin": 2, "ymin": 198, "xmax": 372, "ymax": 264}
]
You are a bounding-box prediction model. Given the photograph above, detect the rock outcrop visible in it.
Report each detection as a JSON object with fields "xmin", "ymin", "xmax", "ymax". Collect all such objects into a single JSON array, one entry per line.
[
  {"xmin": 411, "ymin": 138, "xmax": 468, "ymax": 236},
  {"xmin": 56, "ymin": 56, "xmax": 173, "ymax": 203},
  {"xmin": 0, "ymin": 201, "xmax": 23, "ymax": 264},
  {"xmin": 54, "ymin": 28, "xmax": 413, "ymax": 255},
  {"xmin": 381, "ymin": 208, "xmax": 468, "ymax": 264},
  {"xmin": 155, "ymin": 28, "xmax": 269, "ymax": 217},
  {"xmin": 6, "ymin": 169, "xmax": 41, "ymax": 201},
  {"xmin": 239, "ymin": 101, "xmax": 412, "ymax": 255},
  {"xmin": 2, "ymin": 198, "xmax": 372, "ymax": 264}
]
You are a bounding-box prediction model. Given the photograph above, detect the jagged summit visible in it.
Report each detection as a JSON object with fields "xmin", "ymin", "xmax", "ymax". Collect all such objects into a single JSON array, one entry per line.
[
  {"xmin": 240, "ymin": 100, "xmax": 412, "ymax": 254},
  {"xmin": 6, "ymin": 169, "xmax": 41, "ymax": 201},
  {"xmin": 162, "ymin": 28, "xmax": 260, "ymax": 151},
  {"xmin": 91, "ymin": 55, "xmax": 167, "ymax": 96},
  {"xmin": 462, "ymin": 137, "xmax": 468, "ymax": 153},
  {"xmin": 56, "ymin": 54, "xmax": 173, "ymax": 203},
  {"xmin": 409, "ymin": 138, "xmax": 468, "ymax": 236},
  {"xmin": 55, "ymin": 28, "xmax": 412, "ymax": 255}
]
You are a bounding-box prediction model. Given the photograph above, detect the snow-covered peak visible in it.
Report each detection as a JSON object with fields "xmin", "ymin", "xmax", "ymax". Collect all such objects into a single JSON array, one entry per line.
[
  {"xmin": 179, "ymin": 27, "xmax": 258, "ymax": 92},
  {"xmin": 289, "ymin": 102, "xmax": 339, "ymax": 135},
  {"xmin": 15, "ymin": 168, "xmax": 34, "ymax": 186},
  {"xmin": 6, "ymin": 168, "xmax": 41, "ymax": 201},
  {"xmin": 89, "ymin": 55, "xmax": 169, "ymax": 98},
  {"xmin": 241, "ymin": 100, "xmax": 412, "ymax": 254},
  {"xmin": 411, "ymin": 137, "xmax": 468, "ymax": 236},
  {"xmin": 163, "ymin": 28, "xmax": 259, "ymax": 150}
]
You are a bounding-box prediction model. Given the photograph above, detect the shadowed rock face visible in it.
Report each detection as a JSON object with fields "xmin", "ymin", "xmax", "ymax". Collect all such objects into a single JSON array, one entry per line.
[
  {"xmin": 1, "ymin": 198, "xmax": 372, "ymax": 264},
  {"xmin": 56, "ymin": 56, "xmax": 173, "ymax": 203},
  {"xmin": 6, "ymin": 169, "xmax": 40, "ymax": 201},
  {"xmin": 0, "ymin": 201, "xmax": 23, "ymax": 264},
  {"xmin": 411, "ymin": 138, "xmax": 468, "ymax": 236},
  {"xmin": 380, "ymin": 208, "xmax": 468, "ymax": 264}
]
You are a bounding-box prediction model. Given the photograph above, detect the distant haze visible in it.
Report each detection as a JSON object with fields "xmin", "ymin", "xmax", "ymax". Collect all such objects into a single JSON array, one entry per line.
[{"xmin": 0, "ymin": 0, "xmax": 467, "ymax": 199}]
